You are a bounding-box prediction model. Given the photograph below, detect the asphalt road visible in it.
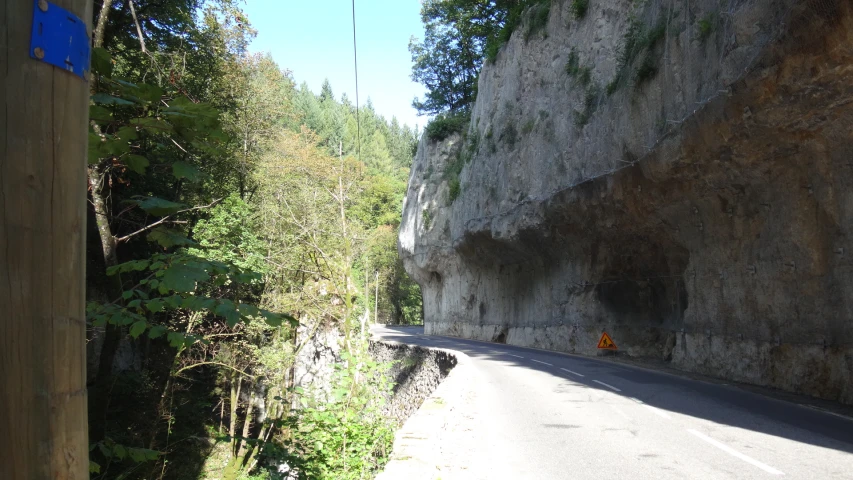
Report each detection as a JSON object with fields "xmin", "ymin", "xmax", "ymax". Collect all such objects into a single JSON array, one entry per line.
[{"xmin": 374, "ymin": 325, "xmax": 853, "ymax": 480}]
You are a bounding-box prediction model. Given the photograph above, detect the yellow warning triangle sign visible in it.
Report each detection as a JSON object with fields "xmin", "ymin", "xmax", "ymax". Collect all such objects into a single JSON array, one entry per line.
[{"xmin": 597, "ymin": 332, "xmax": 617, "ymax": 350}]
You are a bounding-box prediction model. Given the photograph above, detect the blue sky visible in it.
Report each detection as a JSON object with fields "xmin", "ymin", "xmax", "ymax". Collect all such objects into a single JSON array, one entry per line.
[{"xmin": 242, "ymin": 0, "xmax": 428, "ymax": 131}]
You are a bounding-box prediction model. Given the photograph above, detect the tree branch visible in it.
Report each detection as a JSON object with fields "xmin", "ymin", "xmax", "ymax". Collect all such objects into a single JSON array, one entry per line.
[{"xmin": 115, "ymin": 197, "xmax": 224, "ymax": 243}]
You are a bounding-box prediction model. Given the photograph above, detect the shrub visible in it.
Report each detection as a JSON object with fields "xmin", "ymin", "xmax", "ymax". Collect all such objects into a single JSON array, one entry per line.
[
  {"xmin": 634, "ymin": 54, "xmax": 658, "ymax": 85},
  {"xmin": 525, "ymin": 2, "xmax": 551, "ymax": 41},
  {"xmin": 448, "ymin": 178, "xmax": 461, "ymax": 203},
  {"xmin": 425, "ymin": 112, "xmax": 470, "ymax": 141},
  {"xmin": 422, "ymin": 208, "xmax": 433, "ymax": 229},
  {"xmin": 698, "ymin": 13, "xmax": 717, "ymax": 41},
  {"xmin": 571, "ymin": 0, "xmax": 589, "ymax": 19}
]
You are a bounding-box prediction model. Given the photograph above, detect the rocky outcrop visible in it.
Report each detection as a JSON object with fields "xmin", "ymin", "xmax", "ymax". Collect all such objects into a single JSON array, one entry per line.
[{"xmin": 400, "ymin": 0, "xmax": 853, "ymax": 403}]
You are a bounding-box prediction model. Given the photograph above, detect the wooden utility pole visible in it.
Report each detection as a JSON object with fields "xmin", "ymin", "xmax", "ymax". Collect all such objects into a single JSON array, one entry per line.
[{"xmin": 1, "ymin": 1, "xmax": 92, "ymax": 478}]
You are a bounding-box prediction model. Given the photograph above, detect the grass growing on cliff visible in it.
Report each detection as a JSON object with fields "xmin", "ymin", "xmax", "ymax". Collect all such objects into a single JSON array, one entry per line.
[
  {"xmin": 565, "ymin": 49, "xmax": 592, "ymax": 86},
  {"xmin": 422, "ymin": 208, "xmax": 433, "ymax": 230},
  {"xmin": 525, "ymin": 2, "xmax": 551, "ymax": 41},
  {"xmin": 485, "ymin": 0, "xmax": 553, "ymax": 63},
  {"xmin": 448, "ymin": 178, "xmax": 462, "ymax": 203},
  {"xmin": 574, "ymin": 84, "xmax": 601, "ymax": 127},
  {"xmin": 607, "ymin": 13, "xmax": 668, "ymax": 93},
  {"xmin": 571, "ymin": 0, "xmax": 589, "ymax": 19},
  {"xmin": 697, "ymin": 12, "xmax": 717, "ymax": 42}
]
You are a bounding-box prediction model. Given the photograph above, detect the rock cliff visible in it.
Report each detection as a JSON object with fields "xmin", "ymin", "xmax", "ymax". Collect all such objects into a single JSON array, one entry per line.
[{"xmin": 400, "ymin": 0, "xmax": 853, "ymax": 403}]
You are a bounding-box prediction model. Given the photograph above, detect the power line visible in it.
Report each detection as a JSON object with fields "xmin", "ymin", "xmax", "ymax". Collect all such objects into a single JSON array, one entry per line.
[{"xmin": 351, "ymin": 0, "xmax": 361, "ymax": 163}]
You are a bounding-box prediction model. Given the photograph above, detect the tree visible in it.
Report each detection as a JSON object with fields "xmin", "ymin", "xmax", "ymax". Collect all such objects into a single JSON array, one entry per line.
[
  {"xmin": 409, "ymin": 0, "xmax": 541, "ymax": 115},
  {"xmin": 1, "ymin": 1, "xmax": 91, "ymax": 478}
]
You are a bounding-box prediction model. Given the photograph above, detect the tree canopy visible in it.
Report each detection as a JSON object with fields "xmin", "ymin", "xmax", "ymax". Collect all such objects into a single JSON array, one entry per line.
[{"xmin": 409, "ymin": 0, "xmax": 548, "ymax": 115}]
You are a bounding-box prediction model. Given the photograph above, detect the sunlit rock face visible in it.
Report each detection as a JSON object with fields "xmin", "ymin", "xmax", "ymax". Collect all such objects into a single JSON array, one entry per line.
[{"xmin": 400, "ymin": 0, "xmax": 853, "ymax": 403}]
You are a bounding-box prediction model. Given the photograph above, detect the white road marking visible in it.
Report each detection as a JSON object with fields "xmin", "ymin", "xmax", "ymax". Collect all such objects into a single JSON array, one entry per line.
[
  {"xmin": 505, "ymin": 354, "xmax": 524, "ymax": 359},
  {"xmin": 642, "ymin": 404, "xmax": 673, "ymax": 420},
  {"xmin": 687, "ymin": 429, "xmax": 785, "ymax": 476},
  {"xmin": 531, "ymin": 359, "xmax": 553, "ymax": 366},
  {"xmin": 560, "ymin": 368, "xmax": 585, "ymax": 377},
  {"xmin": 593, "ymin": 380, "xmax": 622, "ymax": 392}
]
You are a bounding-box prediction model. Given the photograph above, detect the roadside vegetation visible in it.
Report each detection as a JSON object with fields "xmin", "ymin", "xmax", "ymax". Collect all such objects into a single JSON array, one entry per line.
[{"xmin": 85, "ymin": 1, "xmax": 421, "ymax": 478}]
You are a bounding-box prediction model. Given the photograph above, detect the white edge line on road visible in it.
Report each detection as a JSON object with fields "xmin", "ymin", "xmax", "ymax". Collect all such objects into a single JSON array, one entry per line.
[
  {"xmin": 593, "ymin": 380, "xmax": 622, "ymax": 392},
  {"xmin": 687, "ymin": 429, "xmax": 785, "ymax": 476},
  {"xmin": 642, "ymin": 404, "xmax": 672, "ymax": 420},
  {"xmin": 506, "ymin": 354, "xmax": 524, "ymax": 359},
  {"xmin": 560, "ymin": 368, "xmax": 585, "ymax": 377},
  {"xmin": 531, "ymin": 359, "xmax": 553, "ymax": 366}
]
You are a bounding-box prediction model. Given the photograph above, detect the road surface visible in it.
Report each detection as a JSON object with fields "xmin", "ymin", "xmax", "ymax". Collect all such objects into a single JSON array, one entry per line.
[{"xmin": 374, "ymin": 325, "xmax": 853, "ymax": 480}]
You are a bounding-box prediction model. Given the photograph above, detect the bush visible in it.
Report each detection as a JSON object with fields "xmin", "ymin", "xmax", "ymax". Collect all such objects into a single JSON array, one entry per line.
[
  {"xmin": 698, "ymin": 13, "xmax": 717, "ymax": 41},
  {"xmin": 448, "ymin": 178, "xmax": 461, "ymax": 203},
  {"xmin": 634, "ymin": 54, "xmax": 658, "ymax": 85},
  {"xmin": 425, "ymin": 112, "xmax": 470, "ymax": 141},
  {"xmin": 525, "ymin": 2, "xmax": 551, "ymax": 41},
  {"xmin": 571, "ymin": 0, "xmax": 589, "ymax": 19}
]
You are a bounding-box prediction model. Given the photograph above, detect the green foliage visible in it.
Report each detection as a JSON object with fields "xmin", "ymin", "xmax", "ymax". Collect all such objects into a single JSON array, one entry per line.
[
  {"xmin": 697, "ymin": 12, "xmax": 717, "ymax": 41},
  {"xmin": 188, "ymin": 195, "xmax": 268, "ymax": 274},
  {"xmin": 275, "ymin": 353, "xmax": 395, "ymax": 479},
  {"xmin": 426, "ymin": 112, "xmax": 470, "ymax": 141},
  {"xmin": 574, "ymin": 84, "xmax": 601, "ymax": 127},
  {"xmin": 634, "ymin": 54, "xmax": 658, "ymax": 85},
  {"xmin": 500, "ymin": 122, "xmax": 519, "ymax": 148},
  {"xmin": 422, "ymin": 208, "xmax": 433, "ymax": 230},
  {"xmin": 413, "ymin": 0, "xmax": 551, "ymax": 114},
  {"xmin": 448, "ymin": 177, "xmax": 462, "ymax": 203},
  {"xmin": 521, "ymin": 120, "xmax": 535, "ymax": 135},
  {"xmin": 609, "ymin": 13, "xmax": 667, "ymax": 93},
  {"xmin": 571, "ymin": 0, "xmax": 589, "ymax": 19},
  {"xmin": 565, "ymin": 49, "xmax": 593, "ymax": 86},
  {"xmin": 524, "ymin": 2, "xmax": 551, "ymax": 41}
]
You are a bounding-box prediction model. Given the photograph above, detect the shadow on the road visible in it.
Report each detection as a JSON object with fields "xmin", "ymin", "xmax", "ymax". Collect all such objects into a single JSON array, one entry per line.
[{"xmin": 376, "ymin": 325, "xmax": 853, "ymax": 456}]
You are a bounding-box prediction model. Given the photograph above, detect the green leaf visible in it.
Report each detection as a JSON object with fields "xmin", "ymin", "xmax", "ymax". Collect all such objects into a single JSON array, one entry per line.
[
  {"xmin": 121, "ymin": 290, "xmax": 134, "ymax": 300},
  {"xmin": 112, "ymin": 444, "xmax": 127, "ymax": 460},
  {"xmin": 101, "ymin": 137, "xmax": 131, "ymax": 156},
  {"xmin": 214, "ymin": 301, "xmax": 240, "ymax": 327},
  {"xmin": 146, "ymin": 298, "xmax": 165, "ymax": 313},
  {"xmin": 88, "ymin": 133, "xmax": 104, "ymax": 164},
  {"xmin": 89, "ymin": 460, "xmax": 101, "ymax": 474},
  {"xmin": 92, "ymin": 93, "xmax": 134, "ymax": 106},
  {"xmin": 171, "ymin": 161, "xmax": 202, "ymax": 182},
  {"xmin": 148, "ymin": 325, "xmax": 167, "ymax": 339},
  {"xmin": 160, "ymin": 264, "xmax": 209, "ymax": 292},
  {"xmin": 147, "ymin": 227, "xmax": 198, "ymax": 248},
  {"xmin": 98, "ymin": 443, "xmax": 111, "ymax": 458},
  {"xmin": 129, "ymin": 320, "xmax": 147, "ymax": 338},
  {"xmin": 132, "ymin": 196, "xmax": 187, "ymax": 216},
  {"xmin": 167, "ymin": 332, "xmax": 185, "ymax": 348},
  {"xmin": 130, "ymin": 117, "xmax": 174, "ymax": 133},
  {"xmin": 123, "ymin": 155, "xmax": 149, "ymax": 174},
  {"xmin": 91, "ymin": 47, "xmax": 112, "ymax": 76},
  {"xmin": 135, "ymin": 84, "xmax": 164, "ymax": 103},
  {"xmin": 127, "ymin": 299, "xmax": 142, "ymax": 309},
  {"xmin": 89, "ymin": 105, "xmax": 112, "ymax": 123}
]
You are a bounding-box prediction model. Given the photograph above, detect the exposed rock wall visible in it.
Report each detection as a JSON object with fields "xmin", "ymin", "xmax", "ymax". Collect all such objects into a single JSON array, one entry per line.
[{"xmin": 400, "ymin": 0, "xmax": 853, "ymax": 403}]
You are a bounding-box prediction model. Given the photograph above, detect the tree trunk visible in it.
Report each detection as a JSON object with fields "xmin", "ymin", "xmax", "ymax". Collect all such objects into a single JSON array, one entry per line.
[
  {"xmin": 88, "ymin": 0, "xmax": 125, "ymax": 444},
  {"xmin": 88, "ymin": 164, "xmax": 124, "ymax": 442},
  {"xmin": 0, "ymin": 1, "xmax": 93, "ymax": 478}
]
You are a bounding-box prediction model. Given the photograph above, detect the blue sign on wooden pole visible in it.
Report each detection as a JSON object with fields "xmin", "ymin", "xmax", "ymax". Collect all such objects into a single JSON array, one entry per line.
[{"xmin": 30, "ymin": 0, "xmax": 91, "ymax": 79}]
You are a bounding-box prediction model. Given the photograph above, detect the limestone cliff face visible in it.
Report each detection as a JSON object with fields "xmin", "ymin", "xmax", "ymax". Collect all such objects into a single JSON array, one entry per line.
[{"xmin": 400, "ymin": 0, "xmax": 853, "ymax": 404}]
